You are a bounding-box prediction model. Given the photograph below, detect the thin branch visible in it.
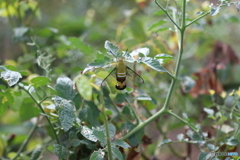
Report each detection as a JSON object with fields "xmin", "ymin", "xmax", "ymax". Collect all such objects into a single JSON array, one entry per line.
[
  {"xmin": 122, "ymin": 107, "xmax": 167, "ymax": 140},
  {"xmin": 100, "ymin": 90, "xmax": 113, "ymax": 160},
  {"xmin": 125, "ymin": 96, "xmax": 142, "ymax": 123},
  {"xmin": 154, "ymin": 0, "xmax": 181, "ymax": 30},
  {"xmin": 18, "ymin": 84, "xmax": 60, "ymax": 144},
  {"xmin": 165, "ymin": 70, "xmax": 175, "ymax": 80},
  {"xmin": 122, "ymin": 0, "xmax": 188, "ymax": 140},
  {"xmin": 185, "ymin": 12, "xmax": 209, "ymax": 28},
  {"xmin": 167, "ymin": 111, "xmax": 199, "ymax": 133},
  {"xmin": 12, "ymin": 121, "xmax": 38, "ymax": 160},
  {"xmin": 143, "ymin": 107, "xmax": 185, "ymax": 158},
  {"xmin": 186, "ymin": 1, "xmax": 239, "ymax": 28}
]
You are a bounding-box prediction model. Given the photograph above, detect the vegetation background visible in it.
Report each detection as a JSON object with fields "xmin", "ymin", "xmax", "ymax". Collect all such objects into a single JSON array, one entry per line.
[{"xmin": 0, "ymin": 0, "xmax": 240, "ymax": 160}]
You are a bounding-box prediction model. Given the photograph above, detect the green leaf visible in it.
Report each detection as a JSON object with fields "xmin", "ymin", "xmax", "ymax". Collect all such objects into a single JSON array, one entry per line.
[
  {"xmin": 196, "ymin": 11, "xmax": 204, "ymax": 15},
  {"xmin": 53, "ymin": 144, "xmax": 69, "ymax": 159},
  {"xmin": 76, "ymin": 75, "xmax": 92, "ymax": 101},
  {"xmin": 140, "ymin": 57, "xmax": 166, "ymax": 72},
  {"xmin": 181, "ymin": 76, "xmax": 196, "ymax": 93},
  {"xmin": 136, "ymin": 94, "xmax": 152, "ymax": 101},
  {"xmin": 206, "ymin": 144, "xmax": 215, "ymax": 151},
  {"xmin": 108, "ymin": 123, "xmax": 116, "ymax": 139},
  {"xmin": 90, "ymin": 150, "xmax": 105, "ymax": 160},
  {"xmin": 0, "ymin": 67, "xmax": 22, "ymax": 86},
  {"xmin": 158, "ymin": 139, "xmax": 172, "ymax": 146},
  {"xmin": 58, "ymin": 102, "xmax": 75, "ymax": 132},
  {"xmin": 154, "ymin": 54, "xmax": 173, "ymax": 60},
  {"xmin": 210, "ymin": 6, "xmax": 220, "ymax": 16},
  {"xmin": 30, "ymin": 76, "xmax": 50, "ymax": 88},
  {"xmin": 155, "ymin": 27, "xmax": 169, "ymax": 32},
  {"xmin": 19, "ymin": 70, "xmax": 29, "ymax": 76},
  {"xmin": 225, "ymin": 137, "xmax": 239, "ymax": 146},
  {"xmin": 148, "ymin": 20, "xmax": 166, "ymax": 31},
  {"xmin": 83, "ymin": 57, "xmax": 110, "ymax": 74},
  {"xmin": 92, "ymin": 124, "xmax": 116, "ymax": 144},
  {"xmin": 104, "ymin": 40, "xmax": 119, "ymax": 56},
  {"xmin": 115, "ymin": 93, "xmax": 126, "ymax": 103},
  {"xmin": 192, "ymin": 134, "xmax": 203, "ymax": 141},
  {"xmin": 122, "ymin": 106, "xmax": 135, "ymax": 120},
  {"xmin": 69, "ymin": 37, "xmax": 93, "ymax": 55},
  {"xmin": 13, "ymin": 27, "xmax": 28, "ymax": 38},
  {"xmin": 102, "ymin": 87, "xmax": 117, "ymax": 112},
  {"xmin": 154, "ymin": 10, "xmax": 165, "ymax": 16},
  {"xmin": 131, "ymin": 48, "xmax": 149, "ymax": 57},
  {"xmin": 56, "ymin": 77, "xmax": 76, "ymax": 100},
  {"xmin": 81, "ymin": 126, "xmax": 98, "ymax": 142},
  {"xmin": 198, "ymin": 152, "xmax": 211, "ymax": 160},
  {"xmin": 69, "ymin": 131, "xmax": 81, "ymax": 147},
  {"xmin": 53, "ymin": 96, "xmax": 76, "ymax": 132},
  {"xmin": 113, "ymin": 139, "xmax": 130, "ymax": 148},
  {"xmin": 130, "ymin": 18, "xmax": 147, "ymax": 42},
  {"xmin": 79, "ymin": 101, "xmax": 100, "ymax": 126},
  {"xmin": 203, "ymin": 108, "xmax": 214, "ymax": 116},
  {"xmin": 93, "ymin": 127, "xmax": 106, "ymax": 145},
  {"xmin": 121, "ymin": 122, "xmax": 144, "ymax": 146},
  {"xmin": 0, "ymin": 66, "xmax": 7, "ymax": 71},
  {"xmin": 30, "ymin": 148, "xmax": 42, "ymax": 160},
  {"xmin": 19, "ymin": 98, "xmax": 41, "ymax": 121},
  {"xmin": 0, "ymin": 102, "xmax": 8, "ymax": 116},
  {"xmin": 111, "ymin": 147, "xmax": 123, "ymax": 160}
]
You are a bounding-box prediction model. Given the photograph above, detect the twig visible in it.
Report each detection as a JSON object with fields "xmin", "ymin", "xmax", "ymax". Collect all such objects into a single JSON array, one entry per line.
[
  {"xmin": 186, "ymin": 1, "xmax": 239, "ymax": 27},
  {"xmin": 12, "ymin": 120, "xmax": 38, "ymax": 160},
  {"xmin": 100, "ymin": 90, "xmax": 113, "ymax": 160},
  {"xmin": 154, "ymin": 0, "xmax": 181, "ymax": 30},
  {"xmin": 18, "ymin": 84, "xmax": 60, "ymax": 144}
]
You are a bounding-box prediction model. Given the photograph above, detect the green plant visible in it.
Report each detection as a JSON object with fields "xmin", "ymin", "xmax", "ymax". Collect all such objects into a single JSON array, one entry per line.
[{"xmin": 0, "ymin": 0, "xmax": 240, "ymax": 160}]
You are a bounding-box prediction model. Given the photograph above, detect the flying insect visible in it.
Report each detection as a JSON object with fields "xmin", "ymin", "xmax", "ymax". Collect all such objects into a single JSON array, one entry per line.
[{"xmin": 101, "ymin": 50, "xmax": 144, "ymax": 90}]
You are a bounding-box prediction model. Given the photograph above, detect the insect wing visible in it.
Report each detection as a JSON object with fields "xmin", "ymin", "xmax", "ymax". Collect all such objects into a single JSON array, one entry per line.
[{"xmin": 126, "ymin": 66, "xmax": 144, "ymax": 83}]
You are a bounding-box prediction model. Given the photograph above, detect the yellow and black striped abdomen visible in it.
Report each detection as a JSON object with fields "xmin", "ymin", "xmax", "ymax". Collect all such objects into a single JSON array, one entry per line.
[{"xmin": 115, "ymin": 59, "xmax": 127, "ymax": 90}]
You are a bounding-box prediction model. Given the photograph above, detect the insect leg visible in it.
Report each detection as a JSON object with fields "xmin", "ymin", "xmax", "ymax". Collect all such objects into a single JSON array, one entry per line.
[
  {"xmin": 101, "ymin": 68, "xmax": 116, "ymax": 86},
  {"xmin": 126, "ymin": 66, "xmax": 144, "ymax": 83}
]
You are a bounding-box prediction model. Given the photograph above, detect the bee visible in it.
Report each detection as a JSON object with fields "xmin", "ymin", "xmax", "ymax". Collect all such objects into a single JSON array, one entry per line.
[{"xmin": 101, "ymin": 50, "xmax": 144, "ymax": 90}]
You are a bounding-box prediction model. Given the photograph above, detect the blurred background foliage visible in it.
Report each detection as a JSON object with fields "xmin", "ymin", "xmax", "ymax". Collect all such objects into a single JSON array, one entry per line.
[{"xmin": 0, "ymin": 0, "xmax": 240, "ymax": 159}]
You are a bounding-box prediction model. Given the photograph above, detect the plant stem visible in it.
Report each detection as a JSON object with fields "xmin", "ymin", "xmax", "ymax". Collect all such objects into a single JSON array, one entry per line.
[
  {"xmin": 165, "ymin": 70, "xmax": 175, "ymax": 80},
  {"xmin": 122, "ymin": 107, "xmax": 167, "ymax": 140},
  {"xmin": 143, "ymin": 108, "xmax": 185, "ymax": 158},
  {"xmin": 122, "ymin": 0, "xmax": 187, "ymax": 140},
  {"xmin": 100, "ymin": 91, "xmax": 113, "ymax": 160},
  {"xmin": 126, "ymin": 96, "xmax": 142, "ymax": 123},
  {"xmin": 18, "ymin": 84, "xmax": 60, "ymax": 144},
  {"xmin": 154, "ymin": 0, "xmax": 181, "ymax": 30},
  {"xmin": 12, "ymin": 121, "xmax": 38, "ymax": 160},
  {"xmin": 186, "ymin": 1, "xmax": 239, "ymax": 27},
  {"xmin": 167, "ymin": 111, "xmax": 198, "ymax": 133}
]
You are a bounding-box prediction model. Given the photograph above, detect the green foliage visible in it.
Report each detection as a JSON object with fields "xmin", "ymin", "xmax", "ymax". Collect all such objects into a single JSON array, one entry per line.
[
  {"xmin": 53, "ymin": 96, "xmax": 76, "ymax": 132},
  {"xmin": 30, "ymin": 148, "xmax": 42, "ymax": 160},
  {"xmin": 90, "ymin": 150, "xmax": 105, "ymax": 160},
  {"xmin": 69, "ymin": 37, "xmax": 93, "ymax": 55},
  {"xmin": 55, "ymin": 77, "xmax": 76, "ymax": 100},
  {"xmin": 0, "ymin": 66, "xmax": 22, "ymax": 86},
  {"xmin": 0, "ymin": 0, "xmax": 240, "ymax": 159},
  {"xmin": 75, "ymin": 75, "xmax": 92, "ymax": 101},
  {"xmin": 53, "ymin": 144, "xmax": 70, "ymax": 159}
]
